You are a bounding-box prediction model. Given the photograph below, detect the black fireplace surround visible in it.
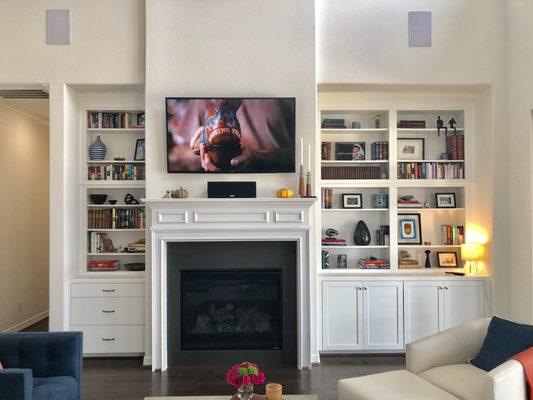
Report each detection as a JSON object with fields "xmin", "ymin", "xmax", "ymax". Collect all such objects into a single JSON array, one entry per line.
[{"xmin": 167, "ymin": 241, "xmax": 297, "ymax": 366}]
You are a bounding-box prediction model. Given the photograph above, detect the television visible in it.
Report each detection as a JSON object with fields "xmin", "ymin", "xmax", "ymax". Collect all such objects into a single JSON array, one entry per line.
[{"xmin": 166, "ymin": 98, "xmax": 295, "ymax": 173}]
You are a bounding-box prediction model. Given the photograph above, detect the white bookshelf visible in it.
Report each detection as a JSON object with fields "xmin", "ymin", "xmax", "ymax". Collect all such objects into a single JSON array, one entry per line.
[
  {"xmin": 317, "ymin": 107, "xmax": 470, "ymax": 274},
  {"xmin": 79, "ymin": 108, "xmax": 146, "ymax": 277}
]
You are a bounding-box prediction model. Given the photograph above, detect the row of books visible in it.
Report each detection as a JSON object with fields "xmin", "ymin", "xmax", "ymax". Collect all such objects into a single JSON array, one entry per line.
[
  {"xmin": 322, "ymin": 188, "xmax": 334, "ymax": 209},
  {"xmin": 88, "ymin": 260, "xmax": 120, "ymax": 272},
  {"xmin": 446, "ymin": 135, "xmax": 465, "ymax": 160},
  {"xmin": 442, "ymin": 225, "xmax": 464, "ymax": 245},
  {"xmin": 88, "ymin": 208, "xmax": 145, "ymax": 229},
  {"xmin": 357, "ymin": 258, "xmax": 390, "ymax": 269},
  {"xmin": 322, "ymin": 165, "xmax": 382, "ymax": 180},
  {"xmin": 88, "ymin": 164, "xmax": 145, "ymax": 181},
  {"xmin": 398, "ymin": 120, "xmax": 426, "ymax": 128},
  {"xmin": 397, "ymin": 162, "xmax": 464, "ymax": 180},
  {"xmin": 321, "ymin": 118, "xmax": 346, "ymax": 129},
  {"xmin": 370, "ymin": 141, "xmax": 389, "ymax": 160},
  {"xmin": 88, "ymin": 232, "xmax": 115, "ymax": 253},
  {"xmin": 87, "ymin": 112, "xmax": 143, "ymax": 129}
]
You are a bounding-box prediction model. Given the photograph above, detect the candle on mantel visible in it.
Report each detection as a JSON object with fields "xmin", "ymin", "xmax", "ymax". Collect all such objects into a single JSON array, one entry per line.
[
  {"xmin": 300, "ymin": 137, "xmax": 304, "ymax": 167},
  {"xmin": 265, "ymin": 383, "xmax": 282, "ymax": 400},
  {"xmin": 307, "ymin": 144, "xmax": 311, "ymax": 172}
]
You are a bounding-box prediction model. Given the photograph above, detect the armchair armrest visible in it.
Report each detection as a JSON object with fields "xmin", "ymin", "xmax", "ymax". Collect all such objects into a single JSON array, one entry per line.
[
  {"xmin": 0, "ymin": 368, "xmax": 33, "ymax": 400},
  {"xmin": 485, "ymin": 359, "xmax": 527, "ymax": 400},
  {"xmin": 406, "ymin": 318, "xmax": 490, "ymax": 374}
]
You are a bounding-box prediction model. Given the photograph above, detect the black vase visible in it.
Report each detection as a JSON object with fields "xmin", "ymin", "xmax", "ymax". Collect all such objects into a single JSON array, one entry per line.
[{"xmin": 354, "ymin": 220, "xmax": 371, "ymax": 245}]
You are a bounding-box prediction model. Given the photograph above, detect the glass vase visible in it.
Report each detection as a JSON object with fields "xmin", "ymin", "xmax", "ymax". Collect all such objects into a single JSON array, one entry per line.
[{"xmin": 237, "ymin": 384, "xmax": 254, "ymax": 400}]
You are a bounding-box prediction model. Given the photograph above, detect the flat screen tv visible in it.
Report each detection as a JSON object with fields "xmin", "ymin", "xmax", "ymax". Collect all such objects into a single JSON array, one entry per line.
[{"xmin": 166, "ymin": 98, "xmax": 295, "ymax": 173}]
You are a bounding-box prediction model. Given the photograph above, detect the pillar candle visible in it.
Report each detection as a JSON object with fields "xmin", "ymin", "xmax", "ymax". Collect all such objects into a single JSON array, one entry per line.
[{"xmin": 265, "ymin": 383, "xmax": 282, "ymax": 400}]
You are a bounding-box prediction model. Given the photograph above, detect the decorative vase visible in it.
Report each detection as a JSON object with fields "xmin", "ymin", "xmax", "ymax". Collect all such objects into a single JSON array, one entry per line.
[
  {"xmin": 237, "ymin": 384, "xmax": 254, "ymax": 400},
  {"xmin": 354, "ymin": 220, "xmax": 371, "ymax": 245},
  {"xmin": 89, "ymin": 135, "xmax": 107, "ymax": 160}
]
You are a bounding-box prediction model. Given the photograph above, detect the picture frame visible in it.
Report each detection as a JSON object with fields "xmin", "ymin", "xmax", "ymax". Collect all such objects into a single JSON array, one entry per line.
[
  {"xmin": 437, "ymin": 251, "xmax": 459, "ymax": 268},
  {"xmin": 398, "ymin": 213, "xmax": 422, "ymax": 245},
  {"xmin": 337, "ymin": 254, "xmax": 348, "ymax": 269},
  {"xmin": 435, "ymin": 192, "xmax": 457, "ymax": 208},
  {"xmin": 335, "ymin": 142, "xmax": 366, "ymax": 161},
  {"xmin": 134, "ymin": 138, "xmax": 145, "ymax": 161},
  {"xmin": 397, "ymin": 138, "xmax": 425, "ymax": 161},
  {"xmin": 137, "ymin": 112, "xmax": 145, "ymax": 126},
  {"xmin": 342, "ymin": 193, "xmax": 363, "ymax": 209}
]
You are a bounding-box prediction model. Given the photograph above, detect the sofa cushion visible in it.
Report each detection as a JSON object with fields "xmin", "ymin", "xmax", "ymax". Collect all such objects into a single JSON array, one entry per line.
[
  {"xmin": 419, "ymin": 364, "xmax": 486, "ymax": 400},
  {"xmin": 338, "ymin": 370, "xmax": 460, "ymax": 400},
  {"xmin": 32, "ymin": 376, "xmax": 78, "ymax": 400},
  {"xmin": 471, "ymin": 316, "xmax": 533, "ymax": 372}
]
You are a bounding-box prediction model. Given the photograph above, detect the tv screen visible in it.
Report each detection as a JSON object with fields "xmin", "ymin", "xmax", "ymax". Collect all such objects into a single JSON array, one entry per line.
[{"xmin": 166, "ymin": 98, "xmax": 295, "ymax": 173}]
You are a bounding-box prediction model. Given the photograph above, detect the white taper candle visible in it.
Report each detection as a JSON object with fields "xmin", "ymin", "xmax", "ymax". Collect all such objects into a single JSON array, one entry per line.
[
  {"xmin": 308, "ymin": 143, "xmax": 311, "ymax": 172},
  {"xmin": 300, "ymin": 137, "xmax": 304, "ymax": 167}
]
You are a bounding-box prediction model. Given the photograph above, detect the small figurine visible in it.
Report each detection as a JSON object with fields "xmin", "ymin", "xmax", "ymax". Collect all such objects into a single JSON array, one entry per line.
[
  {"xmin": 113, "ymin": 157, "xmax": 125, "ymax": 161},
  {"xmin": 351, "ymin": 121, "xmax": 361, "ymax": 129},
  {"xmin": 425, "ymin": 250, "xmax": 431, "ymax": 268},
  {"xmin": 439, "ymin": 152, "xmax": 449, "ymax": 160},
  {"xmin": 322, "ymin": 250, "xmax": 330, "ymax": 269},
  {"xmin": 436, "ymin": 116, "xmax": 447, "ymax": 137},
  {"xmin": 423, "ymin": 200, "xmax": 431, "ymax": 208},
  {"xmin": 163, "ymin": 191, "xmax": 172, "ymax": 199},
  {"xmin": 448, "ymin": 118, "xmax": 457, "ymax": 135},
  {"xmin": 124, "ymin": 193, "xmax": 140, "ymax": 205},
  {"xmin": 372, "ymin": 114, "xmax": 383, "ymax": 129},
  {"xmin": 325, "ymin": 228, "xmax": 339, "ymax": 239}
]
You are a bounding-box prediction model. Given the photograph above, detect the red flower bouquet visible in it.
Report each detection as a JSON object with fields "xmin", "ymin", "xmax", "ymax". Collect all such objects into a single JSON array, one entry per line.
[{"xmin": 226, "ymin": 361, "xmax": 266, "ymax": 389}]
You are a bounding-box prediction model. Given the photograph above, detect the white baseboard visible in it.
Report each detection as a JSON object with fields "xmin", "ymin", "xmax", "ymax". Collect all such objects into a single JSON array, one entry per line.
[
  {"xmin": 143, "ymin": 356, "xmax": 152, "ymax": 366},
  {"xmin": 3, "ymin": 310, "xmax": 49, "ymax": 332},
  {"xmin": 311, "ymin": 353, "xmax": 321, "ymax": 365}
]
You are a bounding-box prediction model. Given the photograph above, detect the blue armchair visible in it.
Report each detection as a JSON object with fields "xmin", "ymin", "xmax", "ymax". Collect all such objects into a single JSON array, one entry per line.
[{"xmin": 0, "ymin": 332, "xmax": 82, "ymax": 400}]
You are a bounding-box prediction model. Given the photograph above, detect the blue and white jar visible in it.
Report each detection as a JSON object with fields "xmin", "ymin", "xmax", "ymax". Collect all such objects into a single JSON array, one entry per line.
[{"xmin": 89, "ymin": 136, "xmax": 107, "ymax": 160}]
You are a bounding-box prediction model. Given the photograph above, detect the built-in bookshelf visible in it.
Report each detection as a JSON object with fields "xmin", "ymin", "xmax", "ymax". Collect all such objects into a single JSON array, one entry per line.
[
  {"xmin": 317, "ymin": 108, "xmax": 470, "ymax": 274},
  {"xmin": 79, "ymin": 109, "xmax": 146, "ymax": 276}
]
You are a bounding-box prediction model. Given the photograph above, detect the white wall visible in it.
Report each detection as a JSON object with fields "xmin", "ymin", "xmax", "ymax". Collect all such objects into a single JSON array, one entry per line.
[{"xmin": 0, "ymin": 105, "xmax": 49, "ymax": 331}]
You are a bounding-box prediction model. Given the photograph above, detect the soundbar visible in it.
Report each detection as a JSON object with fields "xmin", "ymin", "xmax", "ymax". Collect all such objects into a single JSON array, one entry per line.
[{"xmin": 207, "ymin": 181, "xmax": 257, "ymax": 198}]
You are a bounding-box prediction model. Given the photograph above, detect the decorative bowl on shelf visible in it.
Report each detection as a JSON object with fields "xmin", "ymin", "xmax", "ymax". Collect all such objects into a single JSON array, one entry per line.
[
  {"xmin": 108, "ymin": 199, "xmax": 117, "ymax": 205},
  {"xmin": 124, "ymin": 263, "xmax": 145, "ymax": 271},
  {"xmin": 90, "ymin": 194, "xmax": 108, "ymax": 204}
]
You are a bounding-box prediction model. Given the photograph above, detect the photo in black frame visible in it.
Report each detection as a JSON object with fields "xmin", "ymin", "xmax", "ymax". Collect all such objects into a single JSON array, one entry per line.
[
  {"xmin": 335, "ymin": 142, "xmax": 366, "ymax": 160},
  {"xmin": 435, "ymin": 193, "xmax": 457, "ymax": 208},
  {"xmin": 342, "ymin": 193, "xmax": 363, "ymax": 209},
  {"xmin": 437, "ymin": 251, "xmax": 459, "ymax": 268},
  {"xmin": 134, "ymin": 138, "xmax": 145, "ymax": 161},
  {"xmin": 398, "ymin": 213, "xmax": 422, "ymax": 245},
  {"xmin": 397, "ymin": 138, "xmax": 425, "ymax": 161}
]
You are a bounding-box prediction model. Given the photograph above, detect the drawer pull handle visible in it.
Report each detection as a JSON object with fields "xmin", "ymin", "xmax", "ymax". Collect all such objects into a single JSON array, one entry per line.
[
  {"xmin": 102, "ymin": 310, "xmax": 116, "ymax": 313},
  {"xmin": 444, "ymin": 286, "xmax": 449, "ymax": 290},
  {"xmin": 438, "ymin": 286, "xmax": 443, "ymax": 290},
  {"xmin": 102, "ymin": 338, "xmax": 115, "ymax": 342},
  {"xmin": 102, "ymin": 289, "xmax": 116, "ymax": 293}
]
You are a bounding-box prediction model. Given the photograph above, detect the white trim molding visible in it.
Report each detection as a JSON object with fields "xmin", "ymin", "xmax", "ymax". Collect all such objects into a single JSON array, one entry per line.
[{"xmin": 3, "ymin": 310, "xmax": 49, "ymax": 332}]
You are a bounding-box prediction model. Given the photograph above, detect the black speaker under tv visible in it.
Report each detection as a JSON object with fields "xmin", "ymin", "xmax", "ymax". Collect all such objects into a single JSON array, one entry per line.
[{"xmin": 166, "ymin": 98, "xmax": 295, "ymax": 173}]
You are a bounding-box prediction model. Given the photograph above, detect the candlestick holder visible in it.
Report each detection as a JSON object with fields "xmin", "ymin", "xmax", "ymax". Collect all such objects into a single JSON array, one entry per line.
[
  {"xmin": 298, "ymin": 165, "xmax": 306, "ymax": 197},
  {"xmin": 306, "ymin": 171, "xmax": 313, "ymax": 197}
]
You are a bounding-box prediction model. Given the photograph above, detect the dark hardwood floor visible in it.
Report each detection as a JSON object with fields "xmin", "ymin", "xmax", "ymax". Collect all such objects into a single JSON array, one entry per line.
[{"xmin": 23, "ymin": 318, "xmax": 406, "ymax": 400}]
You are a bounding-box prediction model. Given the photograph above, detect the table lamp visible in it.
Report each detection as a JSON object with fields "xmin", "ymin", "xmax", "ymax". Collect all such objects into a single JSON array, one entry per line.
[{"xmin": 461, "ymin": 243, "xmax": 484, "ymax": 274}]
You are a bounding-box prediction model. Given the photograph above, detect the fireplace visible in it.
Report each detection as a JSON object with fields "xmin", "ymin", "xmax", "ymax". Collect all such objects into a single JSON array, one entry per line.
[{"xmin": 167, "ymin": 241, "xmax": 297, "ymax": 366}]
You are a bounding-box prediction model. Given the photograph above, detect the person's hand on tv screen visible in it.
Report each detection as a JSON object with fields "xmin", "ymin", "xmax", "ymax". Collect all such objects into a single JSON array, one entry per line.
[
  {"xmin": 230, "ymin": 147, "xmax": 253, "ymax": 169},
  {"xmin": 199, "ymin": 143, "xmax": 220, "ymax": 172}
]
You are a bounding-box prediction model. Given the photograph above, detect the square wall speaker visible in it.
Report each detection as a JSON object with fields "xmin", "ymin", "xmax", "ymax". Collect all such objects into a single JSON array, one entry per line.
[
  {"xmin": 46, "ymin": 9, "xmax": 70, "ymax": 45},
  {"xmin": 408, "ymin": 11, "xmax": 431, "ymax": 47}
]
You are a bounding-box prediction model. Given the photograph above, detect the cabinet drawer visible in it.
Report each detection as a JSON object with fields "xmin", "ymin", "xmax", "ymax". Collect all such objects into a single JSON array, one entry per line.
[
  {"xmin": 71, "ymin": 283, "xmax": 145, "ymax": 298},
  {"xmin": 71, "ymin": 297, "xmax": 144, "ymax": 325},
  {"xmin": 72, "ymin": 325, "xmax": 144, "ymax": 354}
]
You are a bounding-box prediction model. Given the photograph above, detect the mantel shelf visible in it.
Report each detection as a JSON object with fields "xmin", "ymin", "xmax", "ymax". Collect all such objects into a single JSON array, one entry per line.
[{"xmin": 142, "ymin": 197, "xmax": 318, "ymax": 207}]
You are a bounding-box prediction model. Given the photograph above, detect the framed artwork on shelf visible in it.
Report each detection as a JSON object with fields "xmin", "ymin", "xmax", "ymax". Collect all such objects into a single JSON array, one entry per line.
[
  {"xmin": 137, "ymin": 113, "xmax": 145, "ymax": 126},
  {"xmin": 397, "ymin": 138, "xmax": 425, "ymax": 161},
  {"xmin": 398, "ymin": 213, "xmax": 422, "ymax": 245},
  {"xmin": 134, "ymin": 138, "xmax": 145, "ymax": 161},
  {"xmin": 335, "ymin": 142, "xmax": 366, "ymax": 160},
  {"xmin": 435, "ymin": 193, "xmax": 457, "ymax": 208},
  {"xmin": 437, "ymin": 251, "xmax": 459, "ymax": 268},
  {"xmin": 342, "ymin": 193, "xmax": 363, "ymax": 209}
]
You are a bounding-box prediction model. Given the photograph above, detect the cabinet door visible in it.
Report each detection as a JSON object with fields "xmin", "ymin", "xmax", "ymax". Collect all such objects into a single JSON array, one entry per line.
[
  {"xmin": 404, "ymin": 281, "xmax": 443, "ymax": 344},
  {"xmin": 363, "ymin": 281, "xmax": 404, "ymax": 350},
  {"xmin": 443, "ymin": 280, "xmax": 485, "ymax": 330},
  {"xmin": 322, "ymin": 281, "xmax": 363, "ymax": 351}
]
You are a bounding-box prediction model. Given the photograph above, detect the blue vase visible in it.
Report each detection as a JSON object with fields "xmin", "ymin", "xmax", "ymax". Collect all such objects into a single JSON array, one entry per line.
[{"xmin": 89, "ymin": 136, "xmax": 107, "ymax": 160}]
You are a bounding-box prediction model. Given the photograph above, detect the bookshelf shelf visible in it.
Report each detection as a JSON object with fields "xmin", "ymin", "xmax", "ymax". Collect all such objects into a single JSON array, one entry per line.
[
  {"xmin": 87, "ymin": 228, "xmax": 145, "ymax": 232},
  {"xmin": 398, "ymin": 207, "xmax": 465, "ymax": 212},
  {"xmin": 321, "ymin": 128, "xmax": 388, "ymax": 133},
  {"xmin": 322, "ymin": 245, "xmax": 390, "ymax": 249},
  {"xmin": 87, "ymin": 252, "xmax": 146, "ymax": 256},
  {"xmin": 87, "ymin": 160, "xmax": 145, "ymax": 164},
  {"xmin": 83, "ymin": 181, "xmax": 145, "ymax": 187},
  {"xmin": 321, "ymin": 208, "xmax": 388, "ymax": 212},
  {"xmin": 397, "ymin": 128, "xmax": 464, "ymax": 133},
  {"xmin": 322, "ymin": 160, "xmax": 388, "ymax": 164},
  {"xmin": 397, "ymin": 160, "xmax": 464, "ymax": 163},
  {"xmin": 397, "ymin": 244, "xmax": 462, "ymax": 248},
  {"xmin": 87, "ymin": 204, "xmax": 145, "ymax": 208},
  {"xmin": 87, "ymin": 128, "xmax": 145, "ymax": 133}
]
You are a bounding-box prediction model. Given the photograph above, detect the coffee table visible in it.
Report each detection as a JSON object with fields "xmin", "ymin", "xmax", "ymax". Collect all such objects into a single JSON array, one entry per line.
[{"xmin": 145, "ymin": 396, "xmax": 318, "ymax": 400}]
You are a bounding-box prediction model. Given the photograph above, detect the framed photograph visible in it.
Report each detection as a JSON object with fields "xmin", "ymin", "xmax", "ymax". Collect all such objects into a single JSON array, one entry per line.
[
  {"xmin": 437, "ymin": 252, "xmax": 459, "ymax": 268},
  {"xmin": 435, "ymin": 193, "xmax": 457, "ymax": 208},
  {"xmin": 342, "ymin": 193, "xmax": 363, "ymax": 209},
  {"xmin": 134, "ymin": 138, "xmax": 145, "ymax": 161},
  {"xmin": 397, "ymin": 138, "xmax": 425, "ymax": 161},
  {"xmin": 137, "ymin": 112, "xmax": 145, "ymax": 126},
  {"xmin": 398, "ymin": 213, "xmax": 422, "ymax": 245},
  {"xmin": 337, "ymin": 254, "xmax": 348, "ymax": 269},
  {"xmin": 335, "ymin": 142, "xmax": 366, "ymax": 161}
]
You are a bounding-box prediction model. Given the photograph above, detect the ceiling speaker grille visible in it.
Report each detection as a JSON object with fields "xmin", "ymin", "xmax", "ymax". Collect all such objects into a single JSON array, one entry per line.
[{"xmin": 0, "ymin": 90, "xmax": 49, "ymax": 99}]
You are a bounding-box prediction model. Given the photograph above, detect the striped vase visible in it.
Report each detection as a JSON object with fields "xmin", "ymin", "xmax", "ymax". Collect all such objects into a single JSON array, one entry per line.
[{"xmin": 89, "ymin": 135, "xmax": 107, "ymax": 160}]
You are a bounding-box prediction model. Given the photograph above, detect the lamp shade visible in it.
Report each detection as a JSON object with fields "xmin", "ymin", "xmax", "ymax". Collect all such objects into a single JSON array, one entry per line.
[{"xmin": 461, "ymin": 243, "xmax": 484, "ymax": 261}]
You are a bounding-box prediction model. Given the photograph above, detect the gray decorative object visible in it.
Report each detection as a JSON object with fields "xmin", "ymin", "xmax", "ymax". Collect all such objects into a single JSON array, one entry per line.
[
  {"xmin": 89, "ymin": 135, "xmax": 107, "ymax": 160},
  {"xmin": 425, "ymin": 250, "xmax": 431, "ymax": 268},
  {"xmin": 322, "ymin": 250, "xmax": 330, "ymax": 269},
  {"xmin": 354, "ymin": 220, "xmax": 371, "ymax": 246},
  {"xmin": 373, "ymin": 194, "xmax": 389, "ymax": 209}
]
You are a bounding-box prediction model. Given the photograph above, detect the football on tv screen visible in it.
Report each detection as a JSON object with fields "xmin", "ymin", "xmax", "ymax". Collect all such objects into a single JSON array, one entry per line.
[{"xmin": 166, "ymin": 98, "xmax": 295, "ymax": 173}]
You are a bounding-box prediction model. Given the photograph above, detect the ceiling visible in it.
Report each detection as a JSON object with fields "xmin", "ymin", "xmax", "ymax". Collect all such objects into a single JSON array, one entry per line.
[{"xmin": 0, "ymin": 98, "xmax": 49, "ymax": 122}]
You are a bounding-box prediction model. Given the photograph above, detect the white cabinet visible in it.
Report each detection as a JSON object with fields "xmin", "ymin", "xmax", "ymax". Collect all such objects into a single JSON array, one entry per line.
[
  {"xmin": 322, "ymin": 281, "xmax": 363, "ymax": 350},
  {"xmin": 322, "ymin": 280, "xmax": 403, "ymax": 351},
  {"xmin": 404, "ymin": 280, "xmax": 485, "ymax": 345}
]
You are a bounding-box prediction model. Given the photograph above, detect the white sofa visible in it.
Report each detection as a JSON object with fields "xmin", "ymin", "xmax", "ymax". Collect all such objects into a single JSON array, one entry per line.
[{"xmin": 338, "ymin": 318, "xmax": 527, "ymax": 400}]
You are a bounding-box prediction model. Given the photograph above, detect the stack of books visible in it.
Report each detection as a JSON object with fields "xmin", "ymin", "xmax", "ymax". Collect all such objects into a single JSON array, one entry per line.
[
  {"xmin": 441, "ymin": 225, "xmax": 464, "ymax": 245},
  {"xmin": 357, "ymin": 258, "xmax": 390, "ymax": 269},
  {"xmin": 322, "ymin": 188, "xmax": 333, "ymax": 209},
  {"xmin": 88, "ymin": 260, "xmax": 120, "ymax": 272},
  {"xmin": 398, "ymin": 120, "xmax": 426, "ymax": 129},
  {"xmin": 446, "ymin": 135, "xmax": 465, "ymax": 160},
  {"xmin": 322, "ymin": 165, "xmax": 381, "ymax": 179},
  {"xmin": 397, "ymin": 162, "xmax": 465, "ymax": 179},
  {"xmin": 321, "ymin": 118, "xmax": 346, "ymax": 129},
  {"xmin": 398, "ymin": 198, "xmax": 423, "ymax": 208},
  {"xmin": 370, "ymin": 141, "xmax": 389, "ymax": 160},
  {"xmin": 322, "ymin": 237, "xmax": 347, "ymax": 246},
  {"xmin": 126, "ymin": 238, "xmax": 146, "ymax": 253}
]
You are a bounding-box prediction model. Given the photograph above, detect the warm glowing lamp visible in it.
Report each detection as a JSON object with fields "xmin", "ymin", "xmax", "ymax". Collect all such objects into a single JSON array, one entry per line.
[{"xmin": 461, "ymin": 243, "xmax": 484, "ymax": 275}]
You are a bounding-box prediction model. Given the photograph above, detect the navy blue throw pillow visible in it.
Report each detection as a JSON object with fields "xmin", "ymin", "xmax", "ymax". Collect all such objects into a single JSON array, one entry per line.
[{"xmin": 471, "ymin": 316, "xmax": 533, "ymax": 371}]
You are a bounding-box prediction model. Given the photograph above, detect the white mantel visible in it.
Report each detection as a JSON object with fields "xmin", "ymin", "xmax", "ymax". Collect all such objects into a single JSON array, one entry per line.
[{"xmin": 143, "ymin": 197, "xmax": 317, "ymax": 371}]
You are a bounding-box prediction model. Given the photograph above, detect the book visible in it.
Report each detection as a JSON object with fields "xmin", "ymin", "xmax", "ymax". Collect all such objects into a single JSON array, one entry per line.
[
  {"xmin": 322, "ymin": 165, "xmax": 381, "ymax": 180},
  {"xmin": 398, "ymin": 120, "xmax": 426, "ymax": 128},
  {"xmin": 370, "ymin": 141, "xmax": 389, "ymax": 160},
  {"xmin": 440, "ymin": 225, "xmax": 464, "ymax": 245},
  {"xmin": 446, "ymin": 135, "xmax": 465, "ymax": 160}
]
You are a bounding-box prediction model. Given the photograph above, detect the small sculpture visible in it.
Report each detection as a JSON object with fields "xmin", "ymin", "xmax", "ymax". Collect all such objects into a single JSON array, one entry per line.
[
  {"xmin": 425, "ymin": 250, "xmax": 431, "ymax": 268},
  {"xmin": 448, "ymin": 118, "xmax": 457, "ymax": 135},
  {"xmin": 436, "ymin": 116, "xmax": 447, "ymax": 137},
  {"xmin": 325, "ymin": 228, "xmax": 339, "ymax": 239},
  {"xmin": 354, "ymin": 220, "xmax": 371, "ymax": 246},
  {"xmin": 124, "ymin": 193, "xmax": 140, "ymax": 205},
  {"xmin": 337, "ymin": 254, "xmax": 348, "ymax": 269},
  {"xmin": 372, "ymin": 114, "xmax": 383, "ymax": 129},
  {"xmin": 173, "ymin": 187, "xmax": 189, "ymax": 199},
  {"xmin": 439, "ymin": 152, "xmax": 449, "ymax": 160},
  {"xmin": 322, "ymin": 250, "xmax": 330, "ymax": 269},
  {"xmin": 423, "ymin": 200, "xmax": 431, "ymax": 208},
  {"xmin": 89, "ymin": 135, "xmax": 107, "ymax": 160},
  {"xmin": 352, "ymin": 121, "xmax": 361, "ymax": 129},
  {"xmin": 113, "ymin": 157, "xmax": 125, "ymax": 161},
  {"xmin": 163, "ymin": 191, "xmax": 172, "ymax": 198}
]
